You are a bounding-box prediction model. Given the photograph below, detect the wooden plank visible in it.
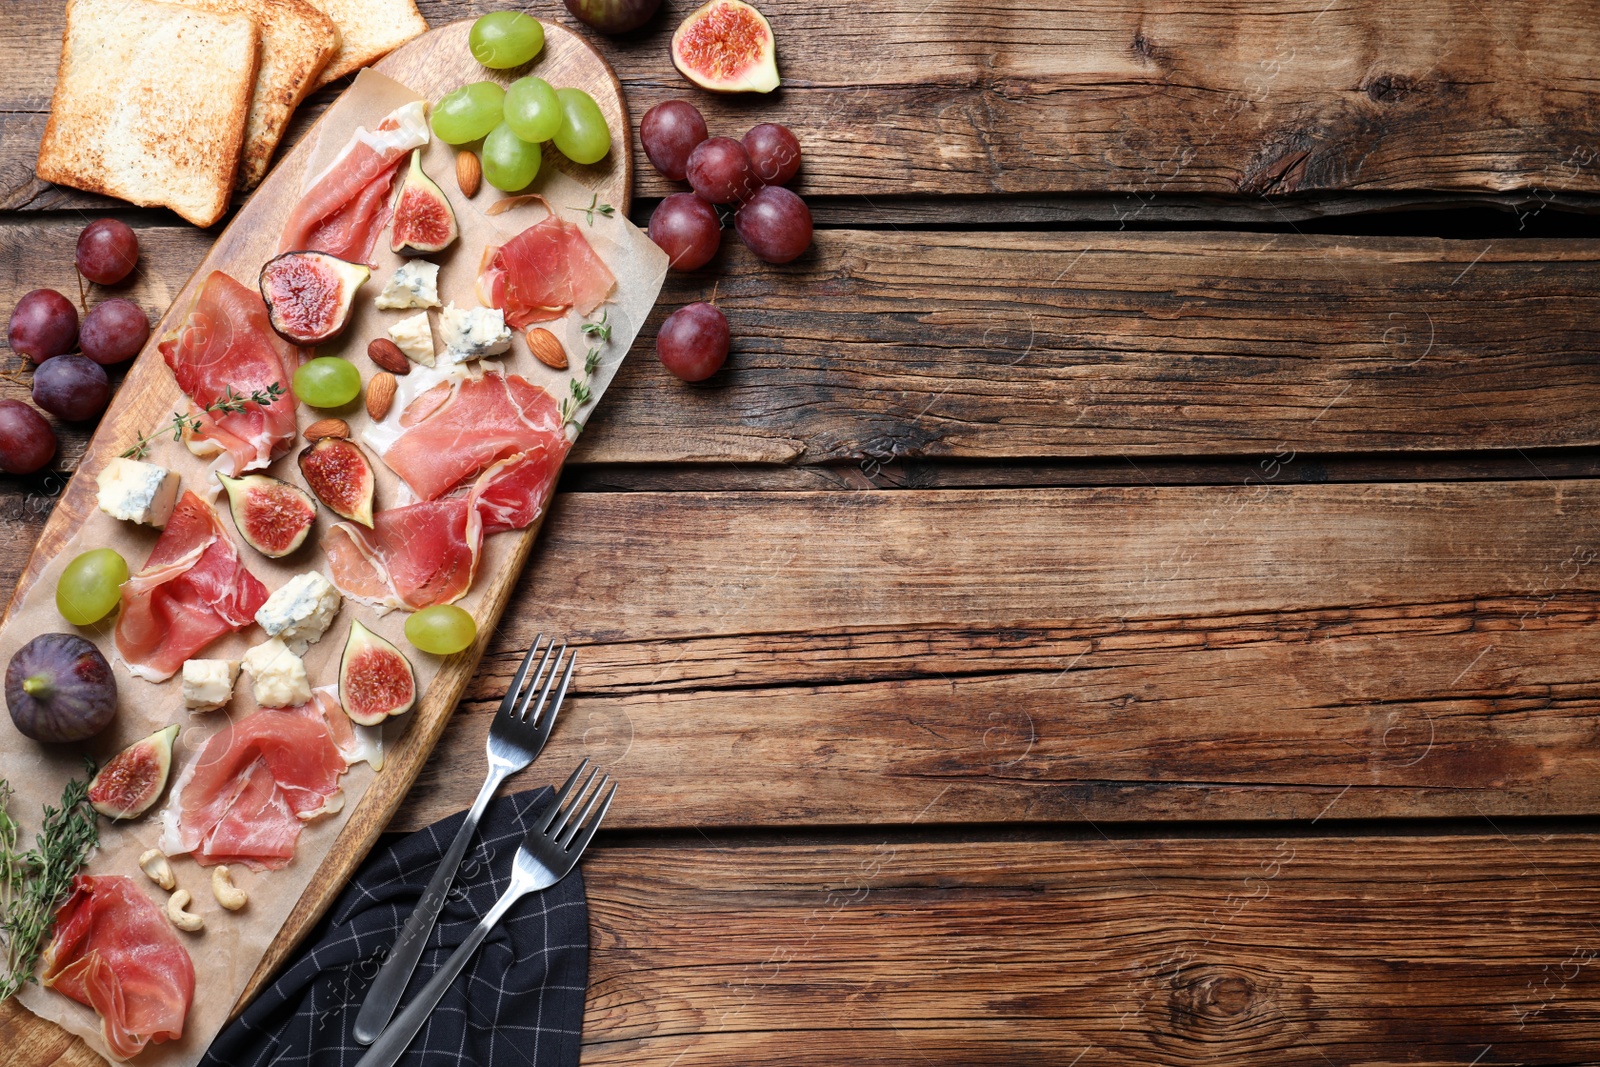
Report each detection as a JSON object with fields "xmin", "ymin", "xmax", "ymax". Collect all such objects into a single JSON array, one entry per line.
[
  {"xmin": 10, "ymin": 223, "xmax": 1600, "ymax": 464},
  {"xmin": 389, "ymin": 481, "xmax": 1600, "ymax": 829},
  {"xmin": 578, "ymin": 836, "xmax": 1600, "ymax": 1064},
  {"xmin": 6, "ymin": 0, "xmax": 1600, "ymax": 208}
]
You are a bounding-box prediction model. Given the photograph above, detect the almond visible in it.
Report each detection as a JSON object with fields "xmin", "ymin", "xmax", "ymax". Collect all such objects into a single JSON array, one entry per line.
[
  {"xmin": 366, "ymin": 372, "xmax": 398, "ymax": 421},
  {"xmin": 456, "ymin": 150, "xmax": 482, "ymax": 199},
  {"xmin": 525, "ymin": 327, "xmax": 568, "ymax": 370},
  {"xmin": 304, "ymin": 418, "xmax": 350, "ymax": 442},
  {"xmin": 367, "ymin": 337, "xmax": 411, "ymax": 376}
]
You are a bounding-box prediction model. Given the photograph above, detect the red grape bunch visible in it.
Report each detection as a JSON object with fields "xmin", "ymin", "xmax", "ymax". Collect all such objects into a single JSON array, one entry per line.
[
  {"xmin": 1, "ymin": 220, "xmax": 149, "ymax": 473},
  {"xmin": 640, "ymin": 100, "xmax": 812, "ymax": 381}
]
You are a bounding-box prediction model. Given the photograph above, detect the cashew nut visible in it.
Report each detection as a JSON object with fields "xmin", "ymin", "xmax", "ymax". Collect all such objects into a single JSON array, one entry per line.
[
  {"xmin": 139, "ymin": 849, "xmax": 175, "ymax": 891},
  {"xmin": 211, "ymin": 865, "xmax": 247, "ymax": 911},
  {"xmin": 166, "ymin": 889, "xmax": 204, "ymax": 932}
]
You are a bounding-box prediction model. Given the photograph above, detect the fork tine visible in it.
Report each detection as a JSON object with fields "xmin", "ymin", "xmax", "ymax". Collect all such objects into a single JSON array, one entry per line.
[
  {"xmin": 498, "ymin": 635, "xmax": 549, "ymax": 720},
  {"xmin": 516, "ymin": 640, "xmax": 567, "ymax": 722},
  {"xmin": 557, "ymin": 772, "xmax": 610, "ymax": 850},
  {"xmin": 538, "ymin": 758, "xmax": 590, "ymax": 833},
  {"xmin": 546, "ymin": 764, "xmax": 600, "ymax": 841},
  {"xmin": 561, "ymin": 780, "xmax": 617, "ymax": 859}
]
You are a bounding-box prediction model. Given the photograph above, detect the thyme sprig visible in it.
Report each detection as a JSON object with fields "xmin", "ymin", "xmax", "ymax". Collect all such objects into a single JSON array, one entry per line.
[
  {"xmin": 584, "ymin": 347, "xmax": 601, "ymax": 375},
  {"xmin": 569, "ymin": 194, "xmax": 615, "ymax": 226},
  {"xmin": 579, "ymin": 311, "xmax": 611, "ymax": 344},
  {"xmin": 559, "ymin": 376, "xmax": 593, "ymax": 427},
  {"xmin": 122, "ymin": 382, "xmax": 287, "ymax": 460},
  {"xmin": 1, "ymin": 767, "xmax": 100, "ymax": 1000}
]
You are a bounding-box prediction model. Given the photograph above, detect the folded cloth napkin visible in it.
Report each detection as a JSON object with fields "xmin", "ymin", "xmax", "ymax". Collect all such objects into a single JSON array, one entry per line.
[{"xmin": 203, "ymin": 787, "xmax": 588, "ymax": 1067}]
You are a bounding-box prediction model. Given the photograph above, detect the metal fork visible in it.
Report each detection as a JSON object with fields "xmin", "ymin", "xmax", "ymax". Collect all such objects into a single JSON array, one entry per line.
[
  {"xmin": 353, "ymin": 635, "xmax": 577, "ymax": 1045},
  {"xmin": 355, "ymin": 760, "xmax": 616, "ymax": 1067}
]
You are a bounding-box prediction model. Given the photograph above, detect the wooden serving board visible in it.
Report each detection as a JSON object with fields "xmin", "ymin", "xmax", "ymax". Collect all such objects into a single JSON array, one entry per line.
[{"xmin": 0, "ymin": 18, "xmax": 629, "ymax": 1066}]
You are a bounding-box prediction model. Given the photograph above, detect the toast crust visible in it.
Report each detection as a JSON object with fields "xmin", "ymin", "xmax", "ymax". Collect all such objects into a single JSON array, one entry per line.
[
  {"xmin": 36, "ymin": 0, "xmax": 260, "ymax": 226},
  {"xmin": 303, "ymin": 0, "xmax": 428, "ymax": 87}
]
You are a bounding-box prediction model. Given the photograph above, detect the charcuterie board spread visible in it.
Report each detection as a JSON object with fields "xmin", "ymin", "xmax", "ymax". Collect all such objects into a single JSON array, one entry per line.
[{"xmin": 0, "ymin": 21, "xmax": 664, "ymax": 1065}]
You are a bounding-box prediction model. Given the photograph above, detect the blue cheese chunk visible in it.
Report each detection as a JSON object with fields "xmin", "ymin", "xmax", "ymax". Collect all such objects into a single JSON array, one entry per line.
[
  {"xmin": 96, "ymin": 457, "xmax": 180, "ymax": 527},
  {"xmin": 255, "ymin": 571, "xmax": 341, "ymax": 655},
  {"xmin": 182, "ymin": 659, "xmax": 238, "ymax": 712},
  {"xmin": 375, "ymin": 260, "xmax": 441, "ymax": 310},
  {"xmin": 242, "ymin": 638, "xmax": 311, "ymax": 708},
  {"xmin": 387, "ymin": 311, "xmax": 435, "ymax": 367},
  {"xmin": 438, "ymin": 303, "xmax": 512, "ymax": 366}
]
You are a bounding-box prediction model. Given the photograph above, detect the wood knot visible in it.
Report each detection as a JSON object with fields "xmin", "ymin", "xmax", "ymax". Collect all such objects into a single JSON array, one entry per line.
[
  {"xmin": 1174, "ymin": 971, "xmax": 1255, "ymax": 1020},
  {"xmin": 1131, "ymin": 32, "xmax": 1155, "ymax": 59},
  {"xmin": 1364, "ymin": 73, "xmax": 1418, "ymax": 103}
]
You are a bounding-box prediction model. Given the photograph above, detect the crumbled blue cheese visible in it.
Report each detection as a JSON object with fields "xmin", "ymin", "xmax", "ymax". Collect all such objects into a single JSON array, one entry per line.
[
  {"xmin": 438, "ymin": 303, "xmax": 511, "ymax": 365},
  {"xmin": 241, "ymin": 638, "xmax": 311, "ymax": 708},
  {"xmin": 375, "ymin": 260, "xmax": 441, "ymax": 310},
  {"xmin": 388, "ymin": 312, "xmax": 435, "ymax": 367},
  {"xmin": 96, "ymin": 457, "xmax": 180, "ymax": 527},
  {"xmin": 182, "ymin": 659, "xmax": 238, "ymax": 712},
  {"xmin": 255, "ymin": 571, "xmax": 342, "ymax": 655}
]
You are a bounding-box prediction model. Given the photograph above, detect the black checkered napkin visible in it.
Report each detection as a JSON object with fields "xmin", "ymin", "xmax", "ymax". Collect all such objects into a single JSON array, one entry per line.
[{"xmin": 202, "ymin": 787, "xmax": 588, "ymax": 1067}]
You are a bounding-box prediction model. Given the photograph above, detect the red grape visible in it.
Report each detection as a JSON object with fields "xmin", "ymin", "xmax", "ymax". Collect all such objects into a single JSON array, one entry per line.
[
  {"xmin": 743, "ymin": 123, "xmax": 801, "ymax": 187},
  {"xmin": 639, "ymin": 100, "xmax": 708, "ymax": 181},
  {"xmin": 685, "ymin": 137, "xmax": 757, "ymax": 205},
  {"xmin": 79, "ymin": 298, "xmax": 150, "ymax": 365},
  {"xmin": 565, "ymin": 0, "xmax": 661, "ymax": 33},
  {"xmin": 76, "ymin": 219, "xmax": 140, "ymax": 285},
  {"xmin": 33, "ymin": 355, "xmax": 110, "ymax": 422},
  {"xmin": 0, "ymin": 400, "xmax": 57, "ymax": 474},
  {"xmin": 734, "ymin": 185, "xmax": 813, "ymax": 264},
  {"xmin": 656, "ymin": 302, "xmax": 729, "ymax": 382},
  {"xmin": 648, "ymin": 193, "xmax": 722, "ymax": 271},
  {"xmin": 7, "ymin": 289, "xmax": 79, "ymax": 363}
]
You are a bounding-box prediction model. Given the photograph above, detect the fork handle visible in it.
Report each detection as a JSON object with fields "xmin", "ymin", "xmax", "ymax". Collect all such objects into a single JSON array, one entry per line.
[
  {"xmin": 353, "ymin": 771, "xmax": 503, "ymax": 1044},
  {"xmin": 354, "ymin": 889, "xmax": 522, "ymax": 1067}
]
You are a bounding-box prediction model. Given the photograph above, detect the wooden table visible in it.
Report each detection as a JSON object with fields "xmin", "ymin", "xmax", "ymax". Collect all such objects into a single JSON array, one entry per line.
[{"xmin": 6, "ymin": 1, "xmax": 1600, "ymax": 1062}]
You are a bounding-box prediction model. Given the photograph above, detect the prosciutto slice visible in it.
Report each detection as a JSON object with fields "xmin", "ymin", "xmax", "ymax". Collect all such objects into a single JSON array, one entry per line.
[
  {"xmin": 159, "ymin": 271, "xmax": 300, "ymax": 475},
  {"xmin": 380, "ymin": 371, "xmax": 568, "ymax": 500},
  {"xmin": 114, "ymin": 491, "xmax": 269, "ymax": 683},
  {"xmin": 477, "ymin": 211, "xmax": 615, "ymax": 328},
  {"xmin": 278, "ymin": 100, "xmax": 429, "ymax": 264},
  {"xmin": 42, "ymin": 875, "xmax": 195, "ymax": 1061},
  {"xmin": 161, "ymin": 699, "xmax": 351, "ymax": 870},
  {"xmin": 324, "ymin": 447, "xmax": 564, "ymax": 610}
]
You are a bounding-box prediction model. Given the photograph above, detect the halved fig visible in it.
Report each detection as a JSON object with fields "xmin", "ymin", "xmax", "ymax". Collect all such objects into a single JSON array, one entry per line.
[
  {"xmin": 340, "ymin": 621, "xmax": 416, "ymax": 726},
  {"xmin": 259, "ymin": 251, "xmax": 370, "ymax": 345},
  {"xmin": 391, "ymin": 151, "xmax": 459, "ymax": 255},
  {"xmin": 299, "ymin": 437, "xmax": 375, "ymax": 527},
  {"xmin": 219, "ymin": 472, "xmax": 318, "ymax": 557},
  {"xmin": 88, "ymin": 724, "xmax": 178, "ymax": 820},
  {"xmin": 671, "ymin": 0, "xmax": 779, "ymax": 93}
]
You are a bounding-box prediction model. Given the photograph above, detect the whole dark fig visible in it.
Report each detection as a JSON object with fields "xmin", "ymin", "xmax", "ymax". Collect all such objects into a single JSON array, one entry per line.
[{"xmin": 6, "ymin": 633, "xmax": 117, "ymax": 743}]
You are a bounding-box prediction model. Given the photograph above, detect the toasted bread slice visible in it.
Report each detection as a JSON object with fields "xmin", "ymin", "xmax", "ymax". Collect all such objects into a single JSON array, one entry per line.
[
  {"xmin": 36, "ymin": 0, "xmax": 258, "ymax": 226},
  {"xmin": 302, "ymin": 0, "xmax": 428, "ymax": 86},
  {"xmin": 166, "ymin": 0, "xmax": 340, "ymax": 189}
]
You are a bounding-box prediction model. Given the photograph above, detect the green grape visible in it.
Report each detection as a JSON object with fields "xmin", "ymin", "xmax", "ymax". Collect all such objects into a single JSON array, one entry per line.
[
  {"xmin": 405, "ymin": 605, "xmax": 477, "ymax": 655},
  {"xmin": 57, "ymin": 548, "xmax": 128, "ymax": 626},
  {"xmin": 469, "ymin": 11, "xmax": 544, "ymax": 69},
  {"xmin": 504, "ymin": 77, "xmax": 562, "ymax": 143},
  {"xmin": 293, "ymin": 357, "xmax": 362, "ymax": 408},
  {"xmin": 483, "ymin": 122, "xmax": 542, "ymax": 191},
  {"xmin": 431, "ymin": 81, "xmax": 507, "ymax": 144},
  {"xmin": 552, "ymin": 88, "xmax": 610, "ymax": 165}
]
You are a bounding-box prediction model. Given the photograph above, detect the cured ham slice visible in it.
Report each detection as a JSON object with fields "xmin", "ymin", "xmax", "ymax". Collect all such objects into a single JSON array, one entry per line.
[
  {"xmin": 158, "ymin": 271, "xmax": 300, "ymax": 475},
  {"xmin": 380, "ymin": 371, "xmax": 568, "ymax": 500},
  {"xmin": 477, "ymin": 211, "xmax": 615, "ymax": 328},
  {"xmin": 161, "ymin": 702, "xmax": 349, "ymax": 869},
  {"xmin": 42, "ymin": 875, "xmax": 195, "ymax": 1061},
  {"xmin": 325, "ymin": 447, "xmax": 564, "ymax": 610},
  {"xmin": 114, "ymin": 491, "xmax": 269, "ymax": 683},
  {"xmin": 278, "ymin": 100, "xmax": 429, "ymax": 264}
]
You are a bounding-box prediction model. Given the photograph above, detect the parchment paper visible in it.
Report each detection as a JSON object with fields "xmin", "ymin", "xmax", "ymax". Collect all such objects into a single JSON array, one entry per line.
[{"xmin": 2, "ymin": 69, "xmax": 665, "ymax": 1064}]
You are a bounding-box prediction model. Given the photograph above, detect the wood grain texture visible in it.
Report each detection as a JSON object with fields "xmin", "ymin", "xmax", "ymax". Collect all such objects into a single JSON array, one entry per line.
[
  {"xmin": 9, "ymin": 222, "xmax": 1600, "ymax": 465},
  {"xmin": 389, "ymin": 480, "xmax": 1600, "ymax": 829},
  {"xmin": 578, "ymin": 836, "xmax": 1600, "ymax": 1064},
  {"xmin": 0, "ymin": 20, "xmax": 629, "ymax": 1061},
  {"xmin": 6, "ymin": 0, "xmax": 1600, "ymax": 209}
]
